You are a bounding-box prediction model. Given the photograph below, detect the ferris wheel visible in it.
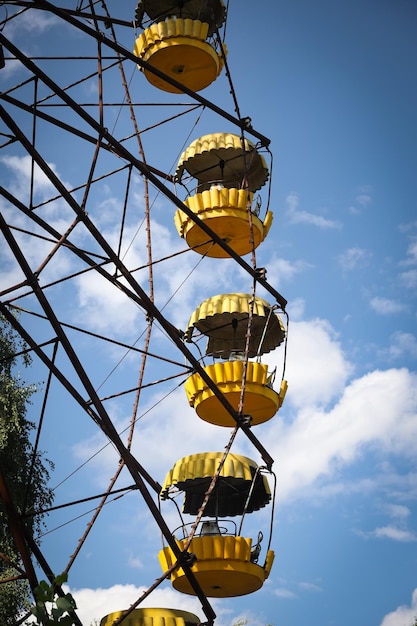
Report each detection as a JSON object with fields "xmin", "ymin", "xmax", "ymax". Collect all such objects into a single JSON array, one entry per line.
[{"xmin": 0, "ymin": 2, "xmax": 288, "ymax": 625}]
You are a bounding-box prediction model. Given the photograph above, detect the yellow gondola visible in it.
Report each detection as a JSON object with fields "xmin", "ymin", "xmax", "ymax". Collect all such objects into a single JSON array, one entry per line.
[
  {"xmin": 159, "ymin": 535, "xmax": 274, "ymax": 597},
  {"xmin": 100, "ymin": 608, "xmax": 201, "ymax": 626},
  {"xmin": 158, "ymin": 452, "xmax": 275, "ymax": 597},
  {"xmin": 134, "ymin": 1, "xmax": 227, "ymax": 93},
  {"xmin": 182, "ymin": 293, "xmax": 287, "ymax": 425},
  {"xmin": 174, "ymin": 133, "xmax": 273, "ymax": 257}
]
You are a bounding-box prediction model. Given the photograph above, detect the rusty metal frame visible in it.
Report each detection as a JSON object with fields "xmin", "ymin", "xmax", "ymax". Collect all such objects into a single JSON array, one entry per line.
[{"xmin": 0, "ymin": 4, "xmax": 286, "ymax": 623}]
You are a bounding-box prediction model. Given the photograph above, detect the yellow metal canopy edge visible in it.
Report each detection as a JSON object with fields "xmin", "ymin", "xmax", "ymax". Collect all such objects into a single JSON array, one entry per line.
[
  {"xmin": 175, "ymin": 132, "xmax": 269, "ymax": 191},
  {"xmin": 100, "ymin": 607, "xmax": 201, "ymax": 626}
]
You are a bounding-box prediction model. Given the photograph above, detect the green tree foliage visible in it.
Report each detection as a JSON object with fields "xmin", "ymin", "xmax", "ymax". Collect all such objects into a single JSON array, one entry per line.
[
  {"xmin": 0, "ymin": 313, "xmax": 54, "ymax": 624},
  {"xmin": 31, "ymin": 573, "xmax": 77, "ymax": 625}
]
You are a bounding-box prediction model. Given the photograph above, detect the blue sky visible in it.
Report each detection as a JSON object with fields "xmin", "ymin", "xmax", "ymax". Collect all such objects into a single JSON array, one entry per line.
[{"xmin": 0, "ymin": 1, "xmax": 416, "ymax": 626}]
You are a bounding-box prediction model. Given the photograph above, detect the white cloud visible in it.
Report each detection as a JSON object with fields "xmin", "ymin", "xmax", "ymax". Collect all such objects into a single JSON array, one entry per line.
[
  {"xmin": 385, "ymin": 503, "xmax": 412, "ymax": 520},
  {"xmin": 227, "ymin": 609, "xmax": 271, "ymax": 626},
  {"xmin": 75, "ymin": 268, "xmax": 144, "ymax": 337},
  {"xmin": 277, "ymin": 318, "xmax": 353, "ymax": 409},
  {"xmin": 4, "ymin": 7, "xmax": 61, "ymax": 35},
  {"xmin": 273, "ymin": 587, "xmax": 297, "ymax": 599},
  {"xmin": 371, "ymin": 525, "xmax": 416, "ymax": 541},
  {"xmin": 0, "ymin": 155, "xmax": 76, "ymax": 246},
  {"xmin": 337, "ymin": 247, "xmax": 371, "ymax": 271},
  {"xmin": 287, "ymin": 297, "xmax": 306, "ymax": 321},
  {"xmin": 398, "ymin": 221, "xmax": 417, "ymax": 234},
  {"xmin": 399, "ymin": 269, "xmax": 417, "ymax": 289},
  {"xmin": 261, "ymin": 364, "xmax": 417, "ymax": 503},
  {"xmin": 356, "ymin": 193, "xmax": 372, "ymax": 207},
  {"xmin": 348, "ymin": 186, "xmax": 373, "ymax": 214},
  {"xmin": 386, "ymin": 332, "xmax": 417, "ymax": 361},
  {"xmin": 0, "ymin": 157, "xmax": 84, "ymax": 297},
  {"xmin": 298, "ymin": 581, "xmax": 322, "ymax": 592},
  {"xmin": 0, "ymin": 154, "xmax": 67, "ymax": 201},
  {"xmin": 348, "ymin": 205, "xmax": 361, "ymax": 216},
  {"xmin": 0, "ymin": 11, "xmax": 63, "ymax": 80},
  {"xmin": 260, "ymin": 256, "xmax": 313, "ymax": 291},
  {"xmin": 369, "ymin": 297, "xmax": 407, "ymax": 315},
  {"xmin": 285, "ymin": 192, "xmax": 342, "ymax": 230},
  {"xmin": 405, "ymin": 239, "xmax": 417, "ymax": 265},
  {"xmin": 380, "ymin": 588, "xmax": 417, "ymax": 626},
  {"xmin": 357, "ymin": 503, "xmax": 416, "ymax": 542},
  {"xmin": 72, "ymin": 218, "xmax": 164, "ymax": 335}
]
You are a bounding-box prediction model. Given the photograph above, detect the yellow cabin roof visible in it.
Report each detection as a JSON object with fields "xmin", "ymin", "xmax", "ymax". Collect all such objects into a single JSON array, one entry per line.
[
  {"xmin": 100, "ymin": 608, "xmax": 201, "ymax": 626},
  {"xmin": 175, "ymin": 133, "xmax": 269, "ymax": 192},
  {"xmin": 184, "ymin": 293, "xmax": 285, "ymax": 357},
  {"xmin": 160, "ymin": 451, "xmax": 271, "ymax": 516}
]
